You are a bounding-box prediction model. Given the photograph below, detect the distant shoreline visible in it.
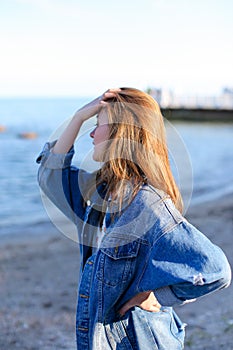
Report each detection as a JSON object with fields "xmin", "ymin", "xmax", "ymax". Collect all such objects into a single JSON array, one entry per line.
[
  {"xmin": 161, "ymin": 107, "xmax": 233, "ymax": 122},
  {"xmin": 1, "ymin": 187, "xmax": 233, "ymax": 240}
]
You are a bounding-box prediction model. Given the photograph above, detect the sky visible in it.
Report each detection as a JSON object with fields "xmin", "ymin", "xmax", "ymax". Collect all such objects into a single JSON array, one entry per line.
[{"xmin": 0, "ymin": 0, "xmax": 233, "ymax": 97}]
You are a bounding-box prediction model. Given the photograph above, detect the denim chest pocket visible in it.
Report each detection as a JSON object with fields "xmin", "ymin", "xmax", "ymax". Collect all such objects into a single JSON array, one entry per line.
[{"xmin": 96, "ymin": 240, "xmax": 140, "ymax": 287}]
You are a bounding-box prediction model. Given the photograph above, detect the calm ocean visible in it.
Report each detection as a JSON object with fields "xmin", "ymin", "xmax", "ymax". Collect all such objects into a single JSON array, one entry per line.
[{"xmin": 0, "ymin": 98, "xmax": 233, "ymax": 236}]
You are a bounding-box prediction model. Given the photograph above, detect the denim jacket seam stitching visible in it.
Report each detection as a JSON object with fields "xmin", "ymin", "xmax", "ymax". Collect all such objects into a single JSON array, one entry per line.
[
  {"xmin": 153, "ymin": 222, "xmax": 182, "ymax": 245},
  {"xmin": 162, "ymin": 199, "xmax": 183, "ymax": 224},
  {"xmin": 136, "ymin": 249, "xmax": 152, "ymax": 291}
]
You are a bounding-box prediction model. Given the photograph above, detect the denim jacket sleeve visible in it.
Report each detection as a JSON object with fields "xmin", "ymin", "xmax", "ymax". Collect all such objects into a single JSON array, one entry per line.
[
  {"xmin": 101, "ymin": 186, "xmax": 231, "ymax": 307},
  {"xmin": 138, "ymin": 219, "xmax": 231, "ymax": 305},
  {"xmin": 36, "ymin": 141, "xmax": 93, "ymax": 225}
]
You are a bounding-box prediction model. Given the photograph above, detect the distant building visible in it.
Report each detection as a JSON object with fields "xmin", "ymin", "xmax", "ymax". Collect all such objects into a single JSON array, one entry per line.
[
  {"xmin": 147, "ymin": 86, "xmax": 233, "ymax": 109},
  {"xmin": 160, "ymin": 89, "xmax": 174, "ymax": 108},
  {"xmin": 147, "ymin": 88, "xmax": 162, "ymax": 104},
  {"xmin": 219, "ymin": 88, "xmax": 233, "ymax": 109}
]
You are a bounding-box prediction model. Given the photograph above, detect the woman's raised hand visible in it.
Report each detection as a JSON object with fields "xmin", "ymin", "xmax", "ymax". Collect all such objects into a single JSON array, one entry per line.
[
  {"xmin": 52, "ymin": 88, "xmax": 121, "ymax": 154},
  {"xmin": 77, "ymin": 88, "xmax": 121, "ymax": 122}
]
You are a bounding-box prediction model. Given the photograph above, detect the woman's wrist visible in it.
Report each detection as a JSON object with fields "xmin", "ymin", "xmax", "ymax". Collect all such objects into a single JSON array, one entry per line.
[
  {"xmin": 118, "ymin": 291, "xmax": 161, "ymax": 316},
  {"xmin": 73, "ymin": 110, "xmax": 86, "ymax": 124},
  {"xmin": 52, "ymin": 114, "xmax": 84, "ymax": 154}
]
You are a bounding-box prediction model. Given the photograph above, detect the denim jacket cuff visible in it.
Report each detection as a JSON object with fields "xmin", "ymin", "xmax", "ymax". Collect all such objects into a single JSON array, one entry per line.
[
  {"xmin": 154, "ymin": 286, "xmax": 187, "ymax": 307},
  {"xmin": 36, "ymin": 141, "xmax": 74, "ymax": 169}
]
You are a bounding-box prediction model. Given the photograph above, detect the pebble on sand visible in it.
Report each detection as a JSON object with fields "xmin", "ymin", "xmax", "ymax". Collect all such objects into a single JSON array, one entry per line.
[
  {"xmin": 17, "ymin": 132, "xmax": 38, "ymax": 139},
  {"xmin": 0, "ymin": 125, "xmax": 6, "ymax": 132}
]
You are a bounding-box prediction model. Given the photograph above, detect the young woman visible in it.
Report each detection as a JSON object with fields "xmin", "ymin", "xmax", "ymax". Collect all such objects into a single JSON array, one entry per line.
[{"xmin": 37, "ymin": 88, "xmax": 231, "ymax": 350}]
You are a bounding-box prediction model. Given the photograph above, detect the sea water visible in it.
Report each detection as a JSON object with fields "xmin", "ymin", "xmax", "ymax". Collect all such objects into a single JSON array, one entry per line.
[{"xmin": 0, "ymin": 98, "xmax": 232, "ymax": 235}]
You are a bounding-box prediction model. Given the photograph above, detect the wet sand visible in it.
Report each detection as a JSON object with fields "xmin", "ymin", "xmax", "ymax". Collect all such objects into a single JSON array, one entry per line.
[{"xmin": 0, "ymin": 193, "xmax": 232, "ymax": 349}]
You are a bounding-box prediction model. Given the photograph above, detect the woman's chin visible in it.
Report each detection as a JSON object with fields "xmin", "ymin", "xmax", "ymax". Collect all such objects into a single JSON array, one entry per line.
[
  {"xmin": 92, "ymin": 151, "xmax": 107, "ymax": 163},
  {"xmin": 92, "ymin": 154, "xmax": 99, "ymax": 162},
  {"xmin": 92, "ymin": 150, "xmax": 102, "ymax": 162}
]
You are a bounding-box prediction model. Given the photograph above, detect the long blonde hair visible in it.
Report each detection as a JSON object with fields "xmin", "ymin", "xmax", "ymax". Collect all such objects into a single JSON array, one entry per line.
[{"xmin": 96, "ymin": 87, "xmax": 183, "ymax": 213}]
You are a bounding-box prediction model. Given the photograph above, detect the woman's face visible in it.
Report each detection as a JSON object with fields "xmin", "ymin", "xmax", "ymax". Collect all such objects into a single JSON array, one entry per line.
[{"xmin": 90, "ymin": 109, "xmax": 109, "ymax": 161}]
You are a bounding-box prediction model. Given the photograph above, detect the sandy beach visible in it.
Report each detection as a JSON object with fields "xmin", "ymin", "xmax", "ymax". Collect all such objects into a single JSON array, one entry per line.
[{"xmin": 0, "ymin": 193, "xmax": 232, "ymax": 350}]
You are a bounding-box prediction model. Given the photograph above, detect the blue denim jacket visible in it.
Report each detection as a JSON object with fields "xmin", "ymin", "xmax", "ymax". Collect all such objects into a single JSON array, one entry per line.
[{"xmin": 37, "ymin": 142, "xmax": 231, "ymax": 350}]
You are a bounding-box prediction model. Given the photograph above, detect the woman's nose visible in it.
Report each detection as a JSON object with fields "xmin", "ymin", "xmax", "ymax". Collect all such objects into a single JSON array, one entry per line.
[{"xmin": 90, "ymin": 128, "xmax": 96, "ymax": 138}]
